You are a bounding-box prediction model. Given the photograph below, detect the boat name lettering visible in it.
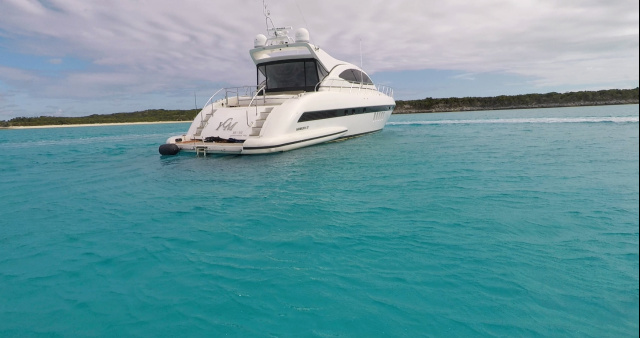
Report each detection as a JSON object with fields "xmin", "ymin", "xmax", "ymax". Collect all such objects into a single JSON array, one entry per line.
[
  {"xmin": 296, "ymin": 126, "xmax": 309, "ymax": 131},
  {"xmin": 216, "ymin": 118, "xmax": 238, "ymax": 131}
]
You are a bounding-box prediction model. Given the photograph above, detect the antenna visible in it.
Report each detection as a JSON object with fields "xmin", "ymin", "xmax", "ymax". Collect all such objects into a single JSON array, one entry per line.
[
  {"xmin": 263, "ymin": 0, "xmax": 276, "ymax": 34},
  {"xmin": 194, "ymin": 92, "xmax": 197, "ymax": 109},
  {"xmin": 294, "ymin": 0, "xmax": 314, "ymax": 46},
  {"xmin": 360, "ymin": 39, "xmax": 363, "ymax": 84}
]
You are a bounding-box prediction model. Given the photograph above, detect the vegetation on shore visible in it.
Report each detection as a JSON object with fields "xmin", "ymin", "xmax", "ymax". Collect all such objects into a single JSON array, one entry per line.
[
  {"xmin": 395, "ymin": 88, "xmax": 638, "ymax": 113},
  {"xmin": 1, "ymin": 88, "xmax": 637, "ymax": 127},
  {"xmin": 1, "ymin": 109, "xmax": 200, "ymax": 128}
]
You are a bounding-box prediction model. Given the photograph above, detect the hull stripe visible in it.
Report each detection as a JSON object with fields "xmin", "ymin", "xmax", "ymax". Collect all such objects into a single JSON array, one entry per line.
[
  {"xmin": 243, "ymin": 130, "xmax": 347, "ymax": 150},
  {"xmin": 298, "ymin": 105, "xmax": 394, "ymax": 122}
]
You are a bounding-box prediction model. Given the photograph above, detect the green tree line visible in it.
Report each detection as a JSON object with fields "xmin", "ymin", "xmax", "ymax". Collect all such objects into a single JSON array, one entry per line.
[
  {"xmin": 2, "ymin": 109, "xmax": 200, "ymax": 127},
  {"xmin": 1, "ymin": 88, "xmax": 638, "ymax": 127},
  {"xmin": 395, "ymin": 88, "xmax": 639, "ymax": 113}
]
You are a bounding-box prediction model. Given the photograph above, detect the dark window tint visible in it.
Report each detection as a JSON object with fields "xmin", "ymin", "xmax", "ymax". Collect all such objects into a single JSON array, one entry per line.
[
  {"xmin": 339, "ymin": 69, "xmax": 358, "ymax": 82},
  {"xmin": 360, "ymin": 72, "xmax": 373, "ymax": 85},
  {"xmin": 339, "ymin": 69, "xmax": 373, "ymax": 84},
  {"xmin": 305, "ymin": 62, "xmax": 319, "ymax": 88},
  {"xmin": 257, "ymin": 59, "xmax": 325, "ymax": 92}
]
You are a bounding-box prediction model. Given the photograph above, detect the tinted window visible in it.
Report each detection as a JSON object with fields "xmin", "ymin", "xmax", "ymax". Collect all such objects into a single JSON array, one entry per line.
[
  {"xmin": 339, "ymin": 69, "xmax": 373, "ymax": 84},
  {"xmin": 339, "ymin": 69, "xmax": 358, "ymax": 82},
  {"xmin": 305, "ymin": 61, "xmax": 319, "ymax": 88},
  {"xmin": 360, "ymin": 72, "xmax": 373, "ymax": 84},
  {"xmin": 267, "ymin": 62, "xmax": 304, "ymax": 89},
  {"xmin": 257, "ymin": 59, "xmax": 325, "ymax": 92}
]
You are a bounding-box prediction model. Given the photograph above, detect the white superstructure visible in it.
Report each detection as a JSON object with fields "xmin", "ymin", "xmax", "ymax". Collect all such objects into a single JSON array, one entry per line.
[{"xmin": 159, "ymin": 25, "xmax": 395, "ymax": 156}]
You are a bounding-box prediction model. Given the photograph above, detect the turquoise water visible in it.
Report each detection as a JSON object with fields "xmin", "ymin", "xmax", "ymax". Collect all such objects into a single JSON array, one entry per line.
[{"xmin": 1, "ymin": 105, "xmax": 638, "ymax": 337}]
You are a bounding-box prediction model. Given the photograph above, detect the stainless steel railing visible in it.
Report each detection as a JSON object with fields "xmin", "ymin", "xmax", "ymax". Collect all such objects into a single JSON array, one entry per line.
[{"xmin": 314, "ymin": 78, "xmax": 394, "ymax": 98}]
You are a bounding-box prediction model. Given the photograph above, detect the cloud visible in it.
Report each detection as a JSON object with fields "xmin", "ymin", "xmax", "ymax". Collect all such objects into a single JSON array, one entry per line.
[
  {"xmin": 0, "ymin": 0, "xmax": 637, "ymax": 118},
  {"xmin": 0, "ymin": 66, "xmax": 40, "ymax": 83},
  {"xmin": 452, "ymin": 73, "xmax": 477, "ymax": 81}
]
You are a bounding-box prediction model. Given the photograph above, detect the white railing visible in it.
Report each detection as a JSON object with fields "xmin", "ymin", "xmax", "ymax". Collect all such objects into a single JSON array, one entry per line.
[
  {"xmin": 198, "ymin": 79, "xmax": 393, "ymax": 128},
  {"xmin": 203, "ymin": 80, "xmax": 393, "ymax": 112},
  {"xmin": 246, "ymin": 84, "xmax": 267, "ymax": 127},
  {"xmin": 199, "ymin": 86, "xmax": 266, "ymax": 130},
  {"xmin": 314, "ymin": 78, "xmax": 394, "ymax": 98},
  {"xmin": 202, "ymin": 86, "xmax": 265, "ymax": 109},
  {"xmin": 376, "ymin": 84, "xmax": 394, "ymax": 98},
  {"xmin": 202, "ymin": 87, "xmax": 225, "ymax": 110},
  {"xmin": 201, "ymin": 85, "xmax": 270, "ymax": 128}
]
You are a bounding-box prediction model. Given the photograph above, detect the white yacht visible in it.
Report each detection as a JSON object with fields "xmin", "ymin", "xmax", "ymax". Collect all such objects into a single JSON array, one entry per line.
[{"xmin": 159, "ymin": 26, "xmax": 395, "ymax": 156}]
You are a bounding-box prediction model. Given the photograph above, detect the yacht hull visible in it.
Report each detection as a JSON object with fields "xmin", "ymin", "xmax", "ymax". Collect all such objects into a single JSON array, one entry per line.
[
  {"xmin": 163, "ymin": 90, "xmax": 394, "ymax": 155},
  {"xmin": 159, "ymin": 25, "xmax": 396, "ymax": 156}
]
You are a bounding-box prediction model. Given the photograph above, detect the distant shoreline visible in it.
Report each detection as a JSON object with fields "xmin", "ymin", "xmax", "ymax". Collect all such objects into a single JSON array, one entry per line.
[
  {"xmin": 1, "ymin": 121, "xmax": 188, "ymax": 130},
  {"xmin": 393, "ymin": 101, "xmax": 639, "ymax": 114},
  {"xmin": 2, "ymin": 103, "xmax": 638, "ymax": 129},
  {"xmin": 2, "ymin": 88, "xmax": 637, "ymax": 128}
]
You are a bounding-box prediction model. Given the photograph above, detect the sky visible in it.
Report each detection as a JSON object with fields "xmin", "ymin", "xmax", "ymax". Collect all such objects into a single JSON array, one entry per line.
[{"xmin": 0, "ymin": 0, "xmax": 638, "ymax": 119}]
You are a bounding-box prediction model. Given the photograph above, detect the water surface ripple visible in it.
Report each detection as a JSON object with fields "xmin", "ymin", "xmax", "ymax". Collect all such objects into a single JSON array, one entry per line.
[{"xmin": 1, "ymin": 105, "xmax": 638, "ymax": 336}]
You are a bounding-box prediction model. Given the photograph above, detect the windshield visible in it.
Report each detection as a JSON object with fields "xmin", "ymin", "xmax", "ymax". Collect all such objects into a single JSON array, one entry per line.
[{"xmin": 257, "ymin": 59, "xmax": 327, "ymax": 93}]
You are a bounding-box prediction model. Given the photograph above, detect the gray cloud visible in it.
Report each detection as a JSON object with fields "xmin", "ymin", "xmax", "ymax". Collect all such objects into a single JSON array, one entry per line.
[{"xmin": 0, "ymin": 0, "xmax": 637, "ymax": 117}]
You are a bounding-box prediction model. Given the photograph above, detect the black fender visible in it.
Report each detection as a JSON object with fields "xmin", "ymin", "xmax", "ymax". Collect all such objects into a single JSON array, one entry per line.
[{"xmin": 158, "ymin": 144, "xmax": 180, "ymax": 155}]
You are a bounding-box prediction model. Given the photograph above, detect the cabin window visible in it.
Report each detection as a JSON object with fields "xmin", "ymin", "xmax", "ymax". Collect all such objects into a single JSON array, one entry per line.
[
  {"xmin": 338, "ymin": 69, "xmax": 373, "ymax": 85},
  {"xmin": 257, "ymin": 59, "xmax": 327, "ymax": 93}
]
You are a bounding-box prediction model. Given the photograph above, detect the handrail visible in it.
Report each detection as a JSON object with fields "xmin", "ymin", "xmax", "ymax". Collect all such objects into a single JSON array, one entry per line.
[
  {"xmin": 246, "ymin": 84, "xmax": 267, "ymax": 127},
  {"xmin": 314, "ymin": 78, "xmax": 394, "ymax": 98},
  {"xmin": 200, "ymin": 80, "xmax": 393, "ymax": 129},
  {"xmin": 203, "ymin": 87, "xmax": 225, "ymax": 109},
  {"xmin": 205, "ymin": 80, "xmax": 392, "ymax": 112},
  {"xmin": 202, "ymin": 86, "xmax": 267, "ymax": 108},
  {"xmin": 200, "ymin": 87, "xmax": 226, "ymax": 126}
]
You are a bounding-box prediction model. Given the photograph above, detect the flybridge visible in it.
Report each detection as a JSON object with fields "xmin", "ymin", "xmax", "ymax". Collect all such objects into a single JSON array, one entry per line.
[
  {"xmin": 250, "ymin": 27, "xmax": 342, "ymax": 72},
  {"xmin": 254, "ymin": 26, "xmax": 308, "ymax": 48}
]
